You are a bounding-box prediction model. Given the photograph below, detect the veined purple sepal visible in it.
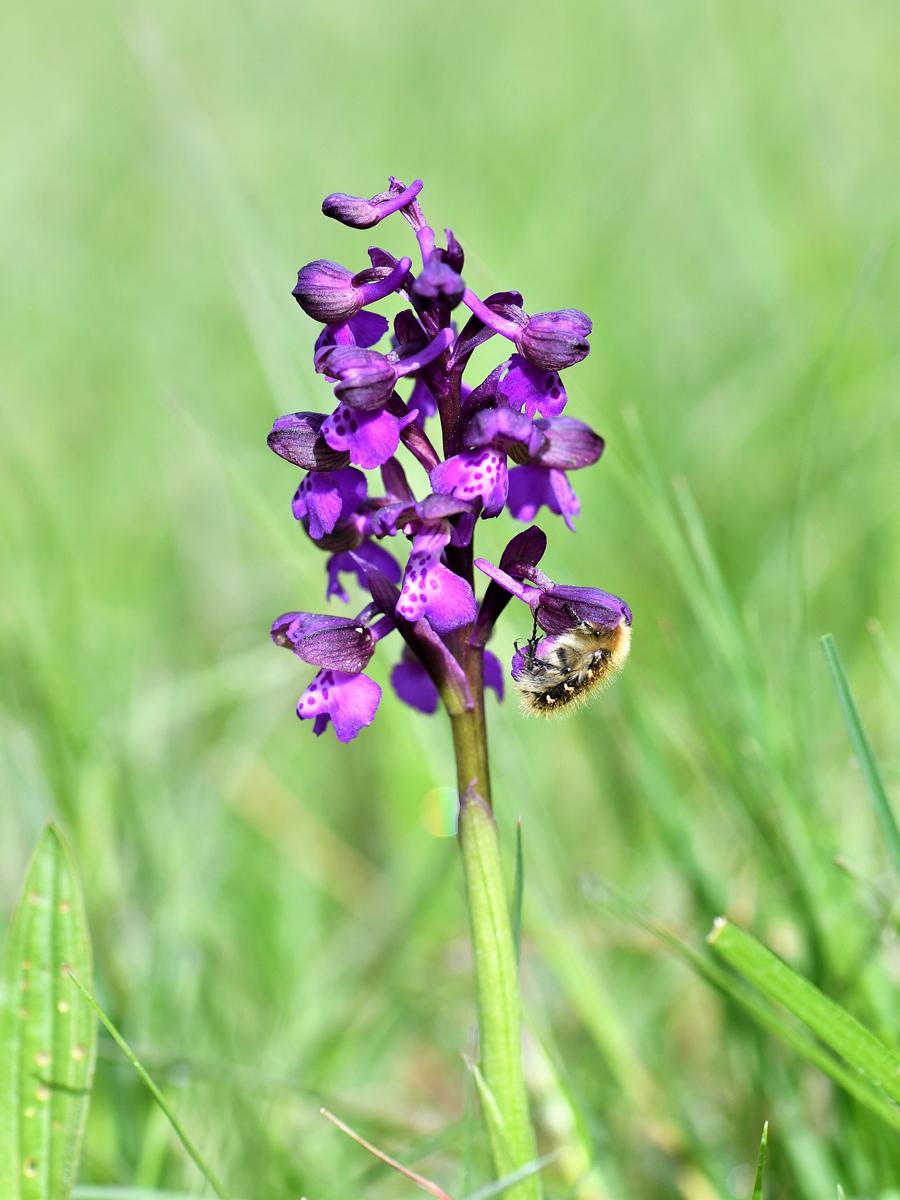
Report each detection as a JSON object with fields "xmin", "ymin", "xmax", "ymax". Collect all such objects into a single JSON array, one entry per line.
[
  {"xmin": 271, "ymin": 610, "xmax": 378, "ymax": 674},
  {"xmin": 516, "ymin": 309, "xmax": 592, "ymax": 371},
  {"xmin": 293, "ymin": 256, "xmax": 411, "ymax": 325},
  {"xmin": 268, "ymin": 412, "xmax": 351, "ymax": 471}
]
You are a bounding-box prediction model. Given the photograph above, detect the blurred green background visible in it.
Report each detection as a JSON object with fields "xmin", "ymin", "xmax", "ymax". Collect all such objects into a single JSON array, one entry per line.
[{"xmin": 1, "ymin": 1, "xmax": 898, "ymax": 1196}]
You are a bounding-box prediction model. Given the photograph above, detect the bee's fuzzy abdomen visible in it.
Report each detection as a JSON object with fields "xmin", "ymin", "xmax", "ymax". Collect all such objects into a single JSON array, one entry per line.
[{"xmin": 515, "ymin": 622, "xmax": 631, "ymax": 718}]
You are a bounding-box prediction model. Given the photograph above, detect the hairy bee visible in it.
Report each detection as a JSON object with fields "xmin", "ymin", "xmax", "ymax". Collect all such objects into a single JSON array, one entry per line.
[{"xmin": 513, "ymin": 614, "xmax": 631, "ymax": 717}]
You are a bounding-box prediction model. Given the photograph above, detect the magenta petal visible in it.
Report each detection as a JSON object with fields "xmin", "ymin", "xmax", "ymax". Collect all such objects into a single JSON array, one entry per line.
[
  {"xmin": 391, "ymin": 657, "xmax": 439, "ymax": 714},
  {"xmin": 297, "ymin": 669, "xmax": 381, "ymax": 742},
  {"xmin": 507, "ymin": 465, "xmax": 580, "ymax": 530},
  {"xmin": 323, "ymin": 404, "xmax": 402, "ymax": 469},
  {"xmin": 291, "ymin": 467, "xmax": 367, "ymax": 540},
  {"xmin": 397, "ymin": 527, "xmax": 477, "ymax": 633},
  {"xmin": 500, "ymin": 354, "xmax": 568, "ymax": 419}
]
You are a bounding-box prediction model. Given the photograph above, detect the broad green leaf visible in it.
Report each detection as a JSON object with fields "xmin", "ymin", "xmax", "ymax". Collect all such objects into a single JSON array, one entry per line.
[
  {"xmin": 752, "ymin": 1121, "xmax": 768, "ymax": 1199},
  {"xmin": 820, "ymin": 633, "xmax": 900, "ymax": 873},
  {"xmin": 708, "ymin": 918, "xmax": 900, "ymax": 1105},
  {"xmin": 0, "ymin": 824, "xmax": 97, "ymax": 1199}
]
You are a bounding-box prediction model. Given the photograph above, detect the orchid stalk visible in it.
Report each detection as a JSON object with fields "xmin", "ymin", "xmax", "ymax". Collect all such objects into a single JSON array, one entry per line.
[{"xmin": 267, "ymin": 177, "xmax": 631, "ymax": 1195}]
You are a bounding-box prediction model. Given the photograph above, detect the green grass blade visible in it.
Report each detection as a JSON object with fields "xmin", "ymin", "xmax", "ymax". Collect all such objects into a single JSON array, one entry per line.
[
  {"xmin": 611, "ymin": 893, "xmax": 900, "ymax": 1130},
  {"xmin": 752, "ymin": 1121, "xmax": 768, "ymax": 1199},
  {"xmin": 708, "ymin": 918, "xmax": 900, "ymax": 1104},
  {"xmin": 0, "ymin": 823, "xmax": 97, "ymax": 1200},
  {"xmin": 511, "ymin": 820, "xmax": 523, "ymax": 967},
  {"xmin": 463, "ymin": 1150, "xmax": 560, "ymax": 1200},
  {"xmin": 65, "ymin": 976, "xmax": 231, "ymax": 1200},
  {"xmin": 820, "ymin": 633, "xmax": 900, "ymax": 872},
  {"xmin": 462, "ymin": 1056, "xmax": 516, "ymax": 1181}
]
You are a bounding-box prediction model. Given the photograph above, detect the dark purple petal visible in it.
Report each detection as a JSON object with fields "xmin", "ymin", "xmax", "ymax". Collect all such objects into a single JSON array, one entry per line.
[
  {"xmin": 500, "ymin": 525, "xmax": 547, "ymax": 571},
  {"xmin": 507, "ymin": 465, "xmax": 581, "ymax": 531},
  {"xmin": 393, "ymin": 309, "xmax": 427, "ymax": 352},
  {"xmin": 471, "ymin": 526, "xmax": 547, "ymax": 648},
  {"xmin": 268, "ymin": 413, "xmax": 350, "ymax": 471},
  {"xmin": 408, "ymin": 377, "xmax": 438, "ymax": 422},
  {"xmin": 499, "ymin": 355, "xmax": 568, "ymax": 419},
  {"xmin": 297, "ymin": 669, "xmax": 381, "ymax": 742},
  {"xmin": 391, "ymin": 654, "xmax": 439, "ymax": 714},
  {"xmin": 516, "ymin": 309, "xmax": 592, "ymax": 371},
  {"xmin": 348, "ymin": 311, "xmax": 391, "ymax": 347}
]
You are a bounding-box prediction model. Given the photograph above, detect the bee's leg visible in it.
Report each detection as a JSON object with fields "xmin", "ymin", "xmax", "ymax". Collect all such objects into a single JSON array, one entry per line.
[{"xmin": 529, "ymin": 606, "xmax": 542, "ymax": 646}]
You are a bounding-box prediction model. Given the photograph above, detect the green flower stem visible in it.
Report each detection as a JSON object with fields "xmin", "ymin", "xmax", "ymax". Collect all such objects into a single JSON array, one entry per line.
[{"xmin": 451, "ymin": 651, "xmax": 541, "ymax": 1199}]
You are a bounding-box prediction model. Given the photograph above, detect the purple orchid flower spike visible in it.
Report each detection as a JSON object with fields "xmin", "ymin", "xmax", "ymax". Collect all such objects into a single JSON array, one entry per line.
[
  {"xmin": 266, "ymin": 174, "xmax": 632, "ymax": 1188},
  {"xmin": 270, "ymin": 174, "xmax": 627, "ymax": 744}
]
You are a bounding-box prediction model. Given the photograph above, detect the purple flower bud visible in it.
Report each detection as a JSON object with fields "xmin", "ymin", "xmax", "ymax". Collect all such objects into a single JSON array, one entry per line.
[
  {"xmin": 293, "ymin": 257, "xmax": 411, "ymax": 325},
  {"xmin": 328, "ymin": 348, "xmax": 397, "ymax": 411},
  {"xmin": 271, "ymin": 611, "xmax": 377, "ymax": 674},
  {"xmin": 516, "ymin": 309, "xmax": 592, "ymax": 371},
  {"xmin": 322, "ymin": 179, "xmax": 423, "ymax": 230},
  {"xmin": 293, "ymin": 260, "xmax": 359, "ymax": 324},
  {"xmin": 267, "ymin": 412, "xmax": 351, "ymax": 471},
  {"xmin": 442, "ymin": 228, "xmax": 464, "ymax": 273}
]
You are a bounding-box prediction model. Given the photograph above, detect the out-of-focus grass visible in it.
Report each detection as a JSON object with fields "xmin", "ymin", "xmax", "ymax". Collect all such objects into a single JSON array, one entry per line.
[{"xmin": 1, "ymin": 1, "xmax": 897, "ymax": 1196}]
